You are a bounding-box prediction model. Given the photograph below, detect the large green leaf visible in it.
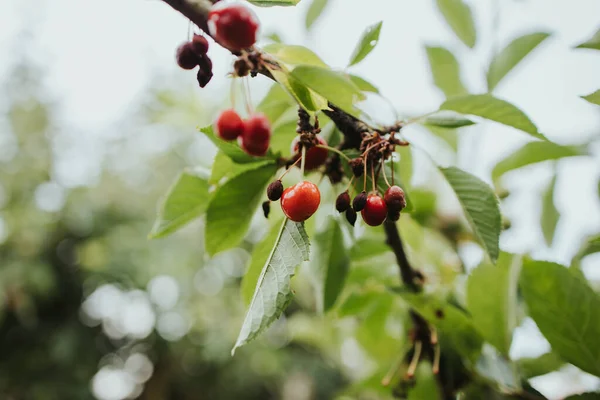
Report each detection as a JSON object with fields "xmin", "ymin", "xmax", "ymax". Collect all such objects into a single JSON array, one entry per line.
[
  {"xmin": 397, "ymin": 291, "xmax": 483, "ymax": 363},
  {"xmin": 148, "ymin": 170, "xmax": 210, "ymax": 239},
  {"xmin": 247, "ymin": 0, "xmax": 300, "ymax": 6},
  {"xmin": 576, "ymin": 28, "xmax": 600, "ymax": 50},
  {"xmin": 241, "ymin": 219, "xmax": 285, "ymax": 305},
  {"xmin": 232, "ymin": 218, "xmax": 310, "ymax": 354},
  {"xmin": 520, "ymin": 260, "xmax": 600, "ymax": 377},
  {"xmin": 264, "ymin": 63, "xmax": 328, "ymax": 112},
  {"xmin": 311, "ymin": 217, "xmax": 350, "ymax": 312},
  {"xmin": 200, "ymin": 126, "xmax": 273, "ymax": 163},
  {"xmin": 440, "ymin": 94, "xmax": 544, "ymax": 140},
  {"xmin": 348, "ymin": 74, "xmax": 380, "ymax": 93},
  {"xmin": 425, "ymin": 46, "xmax": 468, "ymax": 98},
  {"xmin": 305, "ymin": 0, "xmax": 329, "ymax": 30},
  {"xmin": 492, "ymin": 141, "xmax": 585, "ymax": 181},
  {"xmin": 348, "ymin": 21, "xmax": 383, "ymax": 67},
  {"xmin": 541, "ymin": 174, "xmax": 560, "ymax": 247},
  {"xmin": 263, "ymin": 43, "xmax": 328, "ymax": 68},
  {"xmin": 291, "ymin": 65, "xmax": 366, "ymax": 118},
  {"xmin": 349, "ymin": 238, "xmax": 390, "ymax": 261},
  {"xmin": 205, "ymin": 162, "xmax": 277, "ymax": 255},
  {"xmin": 467, "ymin": 253, "xmax": 521, "ymax": 356},
  {"xmin": 423, "ymin": 111, "xmax": 475, "ymax": 128},
  {"xmin": 440, "ymin": 167, "xmax": 501, "ymax": 263},
  {"xmin": 577, "ymin": 235, "xmax": 600, "ymax": 260},
  {"xmin": 565, "ymin": 394, "xmax": 600, "ymax": 400},
  {"xmin": 256, "ymin": 83, "xmax": 294, "ymax": 123},
  {"xmin": 435, "ymin": 0, "xmax": 477, "ymax": 48},
  {"xmin": 582, "ymin": 89, "xmax": 600, "ymax": 106},
  {"xmin": 487, "ymin": 33, "xmax": 550, "ymax": 91},
  {"xmin": 517, "ymin": 352, "xmax": 564, "ymax": 379}
]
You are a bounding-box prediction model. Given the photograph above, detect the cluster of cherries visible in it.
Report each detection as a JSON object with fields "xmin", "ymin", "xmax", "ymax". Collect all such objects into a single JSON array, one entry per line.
[
  {"xmin": 335, "ymin": 185, "xmax": 406, "ymax": 227},
  {"xmin": 175, "ymin": 2, "xmax": 260, "ymax": 86},
  {"xmin": 215, "ymin": 109, "xmax": 271, "ymax": 157}
]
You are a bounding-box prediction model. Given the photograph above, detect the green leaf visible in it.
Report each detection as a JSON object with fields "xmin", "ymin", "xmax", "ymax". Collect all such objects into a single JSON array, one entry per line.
[
  {"xmin": 425, "ymin": 46, "xmax": 468, "ymax": 98},
  {"xmin": 396, "ymin": 145, "xmax": 414, "ymax": 191},
  {"xmin": 264, "ymin": 63, "xmax": 328, "ymax": 112},
  {"xmin": 576, "ymin": 28, "xmax": 600, "ymax": 50},
  {"xmin": 348, "ymin": 21, "xmax": 383, "ymax": 67},
  {"xmin": 247, "ymin": 0, "xmax": 300, "ymax": 6},
  {"xmin": 487, "ymin": 32, "xmax": 550, "ymax": 91},
  {"xmin": 520, "ymin": 260, "xmax": 600, "ymax": 377},
  {"xmin": 205, "ymin": 162, "xmax": 277, "ymax": 256},
  {"xmin": 256, "ymin": 83, "xmax": 295, "ymax": 123},
  {"xmin": 577, "ymin": 235, "xmax": 600, "ymax": 260},
  {"xmin": 349, "ymin": 238, "xmax": 390, "ymax": 261},
  {"xmin": 541, "ymin": 174, "xmax": 560, "ymax": 247},
  {"xmin": 200, "ymin": 125, "xmax": 273, "ymax": 163},
  {"xmin": 262, "ymin": 43, "xmax": 328, "ymax": 68},
  {"xmin": 396, "ymin": 291, "xmax": 483, "ymax": 363},
  {"xmin": 492, "ymin": 141, "xmax": 585, "ymax": 181},
  {"xmin": 305, "ymin": 0, "xmax": 329, "ymax": 30},
  {"xmin": 348, "ymin": 74, "xmax": 380, "ymax": 93},
  {"xmin": 241, "ymin": 218, "xmax": 285, "ymax": 305},
  {"xmin": 439, "ymin": 167, "xmax": 501, "ymax": 263},
  {"xmin": 148, "ymin": 170, "xmax": 210, "ymax": 239},
  {"xmin": 582, "ymin": 89, "xmax": 600, "ymax": 106},
  {"xmin": 565, "ymin": 394, "xmax": 600, "ymax": 400},
  {"xmin": 232, "ymin": 218, "xmax": 310, "ymax": 354},
  {"xmin": 517, "ymin": 352, "xmax": 564, "ymax": 379},
  {"xmin": 291, "ymin": 66, "xmax": 366, "ymax": 118},
  {"xmin": 311, "ymin": 217, "xmax": 350, "ymax": 312},
  {"xmin": 441, "ymin": 94, "xmax": 544, "ymax": 140},
  {"xmin": 467, "ymin": 253, "xmax": 521, "ymax": 356},
  {"xmin": 435, "ymin": 0, "xmax": 477, "ymax": 48},
  {"xmin": 423, "ymin": 111, "xmax": 475, "ymax": 128},
  {"xmin": 210, "ymin": 152, "xmax": 270, "ymax": 185}
]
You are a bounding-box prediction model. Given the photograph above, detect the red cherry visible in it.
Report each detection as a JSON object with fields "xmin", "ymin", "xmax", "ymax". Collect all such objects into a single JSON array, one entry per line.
[
  {"xmin": 215, "ymin": 109, "xmax": 244, "ymax": 141},
  {"xmin": 208, "ymin": 3, "xmax": 259, "ymax": 51},
  {"xmin": 384, "ymin": 185, "xmax": 406, "ymax": 212},
  {"xmin": 280, "ymin": 181, "xmax": 321, "ymax": 222},
  {"xmin": 176, "ymin": 43, "xmax": 200, "ymax": 70},
  {"xmin": 361, "ymin": 194, "xmax": 388, "ymax": 226},
  {"xmin": 240, "ymin": 113, "xmax": 271, "ymax": 156},
  {"xmin": 291, "ymin": 135, "xmax": 329, "ymax": 171}
]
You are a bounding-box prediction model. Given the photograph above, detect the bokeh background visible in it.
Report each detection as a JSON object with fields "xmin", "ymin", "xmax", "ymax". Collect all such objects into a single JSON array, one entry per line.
[{"xmin": 1, "ymin": 0, "xmax": 599, "ymax": 399}]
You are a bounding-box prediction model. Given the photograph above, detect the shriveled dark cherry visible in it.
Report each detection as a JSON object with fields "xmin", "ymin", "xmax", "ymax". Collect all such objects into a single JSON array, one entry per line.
[
  {"xmin": 384, "ymin": 185, "xmax": 406, "ymax": 212},
  {"xmin": 280, "ymin": 181, "xmax": 321, "ymax": 222},
  {"xmin": 262, "ymin": 201, "xmax": 271, "ymax": 219},
  {"xmin": 176, "ymin": 43, "xmax": 200, "ymax": 70},
  {"xmin": 191, "ymin": 34, "xmax": 209, "ymax": 55},
  {"xmin": 240, "ymin": 113, "xmax": 271, "ymax": 157},
  {"xmin": 352, "ymin": 191, "xmax": 368, "ymax": 212},
  {"xmin": 335, "ymin": 191, "xmax": 351, "ymax": 212},
  {"xmin": 267, "ymin": 180, "xmax": 284, "ymax": 201},
  {"xmin": 208, "ymin": 3, "xmax": 259, "ymax": 51},
  {"xmin": 349, "ymin": 158, "xmax": 364, "ymax": 177},
  {"xmin": 345, "ymin": 207, "xmax": 357, "ymax": 226},
  {"xmin": 291, "ymin": 135, "xmax": 328, "ymax": 171},
  {"xmin": 387, "ymin": 209, "xmax": 400, "ymax": 222},
  {"xmin": 215, "ymin": 109, "xmax": 244, "ymax": 141},
  {"xmin": 361, "ymin": 194, "xmax": 388, "ymax": 226}
]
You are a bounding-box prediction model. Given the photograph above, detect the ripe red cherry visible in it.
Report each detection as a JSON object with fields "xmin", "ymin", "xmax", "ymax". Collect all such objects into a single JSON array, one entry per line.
[
  {"xmin": 361, "ymin": 194, "xmax": 388, "ymax": 226},
  {"xmin": 240, "ymin": 113, "xmax": 271, "ymax": 156},
  {"xmin": 215, "ymin": 109, "xmax": 244, "ymax": 141},
  {"xmin": 280, "ymin": 181, "xmax": 321, "ymax": 222},
  {"xmin": 208, "ymin": 3, "xmax": 259, "ymax": 51},
  {"xmin": 291, "ymin": 135, "xmax": 328, "ymax": 171}
]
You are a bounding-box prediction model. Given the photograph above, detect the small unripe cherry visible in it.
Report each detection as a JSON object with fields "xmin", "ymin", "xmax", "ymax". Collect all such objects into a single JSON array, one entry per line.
[
  {"xmin": 384, "ymin": 185, "xmax": 406, "ymax": 212},
  {"xmin": 361, "ymin": 194, "xmax": 388, "ymax": 226},
  {"xmin": 280, "ymin": 181, "xmax": 321, "ymax": 222},
  {"xmin": 335, "ymin": 191, "xmax": 351, "ymax": 213},
  {"xmin": 267, "ymin": 180, "xmax": 284, "ymax": 201},
  {"xmin": 208, "ymin": 3, "xmax": 259, "ymax": 51},
  {"xmin": 240, "ymin": 113, "xmax": 271, "ymax": 157},
  {"xmin": 262, "ymin": 201, "xmax": 271, "ymax": 219},
  {"xmin": 191, "ymin": 34, "xmax": 209, "ymax": 55},
  {"xmin": 215, "ymin": 109, "xmax": 244, "ymax": 141},
  {"xmin": 291, "ymin": 135, "xmax": 329, "ymax": 171},
  {"xmin": 352, "ymin": 191, "xmax": 368, "ymax": 212},
  {"xmin": 345, "ymin": 207, "xmax": 357, "ymax": 226},
  {"xmin": 176, "ymin": 43, "xmax": 200, "ymax": 70}
]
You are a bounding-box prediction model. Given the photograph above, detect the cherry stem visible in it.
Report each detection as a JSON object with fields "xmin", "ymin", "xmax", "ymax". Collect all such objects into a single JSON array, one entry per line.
[
  {"xmin": 345, "ymin": 176, "xmax": 355, "ymax": 193},
  {"xmin": 371, "ymin": 162, "xmax": 376, "ymax": 193},
  {"xmin": 278, "ymin": 156, "xmax": 302, "ymax": 180},
  {"xmin": 381, "ymin": 351, "xmax": 405, "ymax": 387},
  {"xmin": 243, "ymin": 76, "xmax": 253, "ymax": 115},
  {"xmin": 363, "ymin": 153, "xmax": 368, "ymax": 191},
  {"xmin": 406, "ymin": 341, "xmax": 422, "ymax": 379},
  {"xmin": 230, "ymin": 78, "xmax": 237, "ymax": 110},
  {"xmin": 300, "ymin": 146, "xmax": 306, "ymax": 177},
  {"xmin": 382, "ymin": 158, "xmax": 391, "ymax": 188},
  {"xmin": 316, "ymin": 145, "xmax": 351, "ymax": 162},
  {"xmin": 362, "ymin": 142, "xmax": 380, "ymax": 157},
  {"xmin": 391, "ymin": 152, "xmax": 395, "ymax": 185}
]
